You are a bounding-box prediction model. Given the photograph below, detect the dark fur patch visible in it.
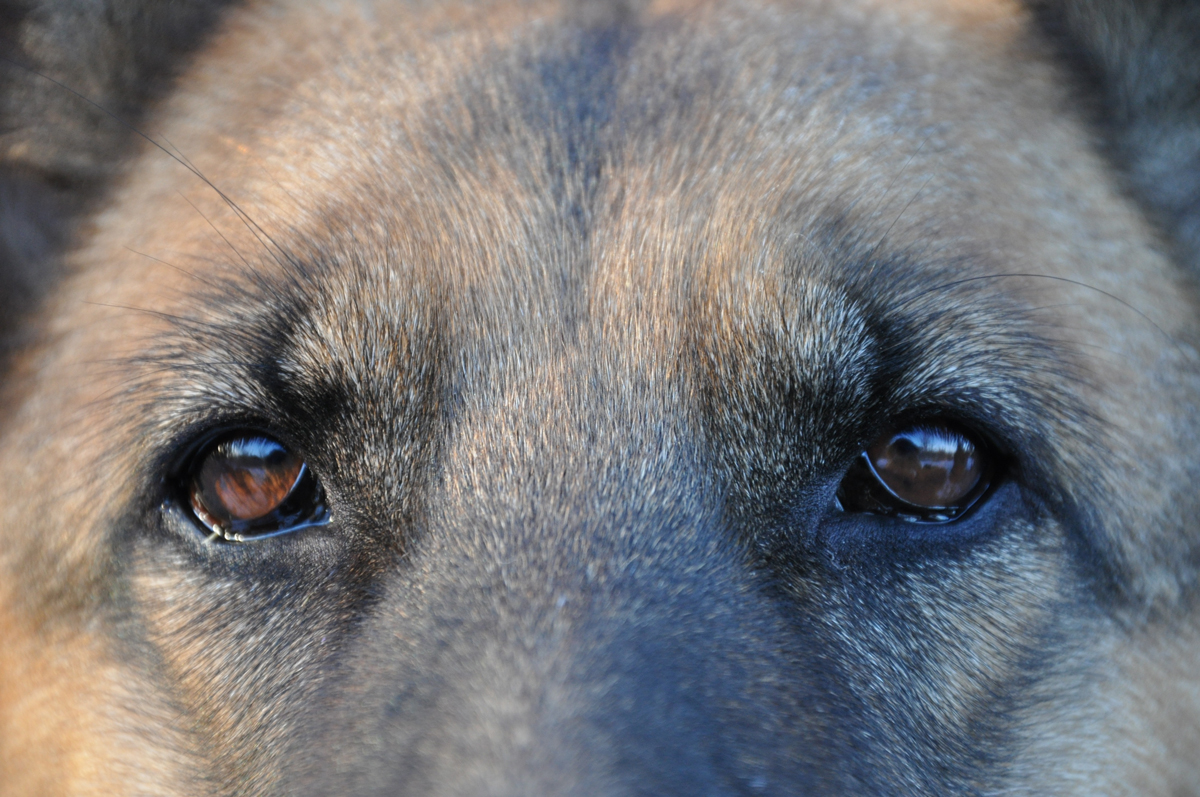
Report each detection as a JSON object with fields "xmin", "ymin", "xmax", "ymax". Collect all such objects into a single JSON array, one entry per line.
[
  {"xmin": 1024, "ymin": 0, "xmax": 1200, "ymax": 275},
  {"xmin": 0, "ymin": 0, "xmax": 236, "ymax": 348}
]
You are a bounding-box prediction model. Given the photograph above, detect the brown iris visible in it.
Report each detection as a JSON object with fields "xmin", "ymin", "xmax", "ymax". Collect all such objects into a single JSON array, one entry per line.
[
  {"xmin": 187, "ymin": 433, "xmax": 326, "ymax": 540},
  {"xmin": 868, "ymin": 428, "xmax": 983, "ymax": 507},
  {"xmin": 837, "ymin": 424, "xmax": 993, "ymax": 522}
]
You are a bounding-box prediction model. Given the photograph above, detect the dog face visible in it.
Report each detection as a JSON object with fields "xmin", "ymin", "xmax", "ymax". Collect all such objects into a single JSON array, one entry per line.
[{"xmin": 1, "ymin": 0, "xmax": 1199, "ymax": 794}]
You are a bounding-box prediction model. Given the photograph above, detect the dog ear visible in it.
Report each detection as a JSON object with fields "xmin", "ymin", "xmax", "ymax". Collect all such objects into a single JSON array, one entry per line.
[
  {"xmin": 0, "ymin": 0, "xmax": 234, "ymax": 349},
  {"xmin": 1025, "ymin": 0, "xmax": 1200, "ymax": 275}
]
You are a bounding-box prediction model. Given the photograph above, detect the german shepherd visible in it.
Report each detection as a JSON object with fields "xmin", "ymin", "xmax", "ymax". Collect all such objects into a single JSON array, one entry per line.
[{"xmin": 1, "ymin": 0, "xmax": 1199, "ymax": 793}]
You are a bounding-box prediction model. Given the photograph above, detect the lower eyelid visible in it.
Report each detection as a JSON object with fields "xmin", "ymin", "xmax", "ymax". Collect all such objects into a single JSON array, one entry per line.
[{"xmin": 820, "ymin": 480, "xmax": 1023, "ymax": 562}]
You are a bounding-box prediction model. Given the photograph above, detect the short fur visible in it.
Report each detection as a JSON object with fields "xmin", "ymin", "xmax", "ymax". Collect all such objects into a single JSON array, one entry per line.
[{"xmin": 1, "ymin": 0, "xmax": 1198, "ymax": 794}]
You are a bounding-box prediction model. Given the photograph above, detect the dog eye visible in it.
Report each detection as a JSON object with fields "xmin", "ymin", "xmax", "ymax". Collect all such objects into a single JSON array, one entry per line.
[
  {"xmin": 185, "ymin": 432, "xmax": 329, "ymax": 541},
  {"xmin": 836, "ymin": 424, "xmax": 993, "ymax": 522}
]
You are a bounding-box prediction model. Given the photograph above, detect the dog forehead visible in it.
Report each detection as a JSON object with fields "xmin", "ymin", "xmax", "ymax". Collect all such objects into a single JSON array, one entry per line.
[
  {"xmin": 139, "ymin": 0, "xmax": 1034, "ymax": 335},
  {"xmin": 105, "ymin": 3, "xmax": 1002, "ymax": 247},
  {"xmin": 46, "ymin": 0, "xmax": 1161, "ymax": 466},
  {"xmin": 95, "ymin": 0, "xmax": 1142, "ymax": 342},
  {"xmin": 37, "ymin": 0, "xmax": 1188, "ymax": 464},
  {"xmin": 35, "ymin": 0, "xmax": 1191, "ymax": 529}
]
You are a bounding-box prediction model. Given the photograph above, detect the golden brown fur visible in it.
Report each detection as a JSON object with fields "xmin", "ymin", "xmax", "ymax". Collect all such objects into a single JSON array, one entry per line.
[{"xmin": 1, "ymin": 0, "xmax": 1199, "ymax": 794}]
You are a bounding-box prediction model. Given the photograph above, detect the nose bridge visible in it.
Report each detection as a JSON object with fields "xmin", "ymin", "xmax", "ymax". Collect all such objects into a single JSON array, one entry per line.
[
  {"xmin": 439, "ymin": 331, "xmax": 712, "ymax": 566},
  {"xmin": 301, "ymin": 340, "xmax": 856, "ymax": 796},
  {"xmin": 367, "ymin": 506, "xmax": 782, "ymax": 796},
  {"xmin": 419, "ymin": 345, "xmax": 740, "ymax": 684}
]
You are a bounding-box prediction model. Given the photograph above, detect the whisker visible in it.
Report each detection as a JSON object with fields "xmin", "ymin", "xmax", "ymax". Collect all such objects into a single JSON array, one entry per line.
[
  {"xmin": 258, "ymin": 163, "xmax": 303, "ymax": 207},
  {"xmin": 897, "ymin": 272, "xmax": 1184, "ymax": 354},
  {"xmin": 867, "ymin": 171, "xmax": 937, "ymax": 263},
  {"xmin": 175, "ymin": 191, "xmax": 251, "ymax": 269},
  {"xmin": 868, "ymin": 134, "xmax": 931, "ymax": 225},
  {"xmin": 159, "ymin": 134, "xmax": 202, "ymax": 174},
  {"xmin": 124, "ymin": 247, "xmax": 220, "ymax": 289},
  {"xmin": 0, "ymin": 54, "xmax": 306, "ymax": 276}
]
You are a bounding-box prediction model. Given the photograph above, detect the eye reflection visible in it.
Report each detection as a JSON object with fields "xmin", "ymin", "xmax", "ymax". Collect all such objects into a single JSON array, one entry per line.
[
  {"xmin": 184, "ymin": 432, "xmax": 328, "ymax": 542},
  {"xmin": 837, "ymin": 424, "xmax": 994, "ymax": 523},
  {"xmin": 867, "ymin": 427, "xmax": 983, "ymax": 508},
  {"xmin": 192, "ymin": 437, "xmax": 304, "ymax": 525}
]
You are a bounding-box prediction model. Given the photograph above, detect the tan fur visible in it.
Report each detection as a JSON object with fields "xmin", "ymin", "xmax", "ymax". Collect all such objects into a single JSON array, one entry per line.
[{"xmin": 1, "ymin": 0, "xmax": 1199, "ymax": 793}]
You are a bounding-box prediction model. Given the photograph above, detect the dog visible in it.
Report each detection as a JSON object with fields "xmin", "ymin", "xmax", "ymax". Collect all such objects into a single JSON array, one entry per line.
[{"xmin": 1, "ymin": 0, "xmax": 1199, "ymax": 793}]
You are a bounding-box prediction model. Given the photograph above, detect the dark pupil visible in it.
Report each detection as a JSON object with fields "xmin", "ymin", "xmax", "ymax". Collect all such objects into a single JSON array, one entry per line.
[
  {"xmin": 866, "ymin": 427, "xmax": 982, "ymax": 508},
  {"xmin": 193, "ymin": 436, "xmax": 303, "ymax": 525}
]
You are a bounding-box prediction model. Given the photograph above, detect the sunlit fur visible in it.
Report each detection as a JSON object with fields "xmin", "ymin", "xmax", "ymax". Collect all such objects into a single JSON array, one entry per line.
[{"xmin": 1, "ymin": 0, "xmax": 1199, "ymax": 794}]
